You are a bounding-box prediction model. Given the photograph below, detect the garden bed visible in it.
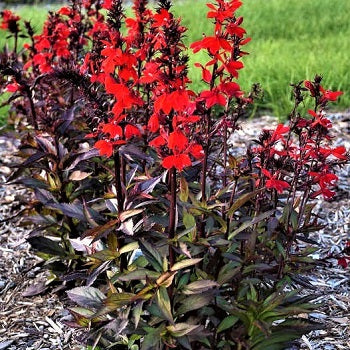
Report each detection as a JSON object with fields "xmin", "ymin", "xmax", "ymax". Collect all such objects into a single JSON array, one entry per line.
[{"xmin": 0, "ymin": 113, "xmax": 349, "ymax": 350}]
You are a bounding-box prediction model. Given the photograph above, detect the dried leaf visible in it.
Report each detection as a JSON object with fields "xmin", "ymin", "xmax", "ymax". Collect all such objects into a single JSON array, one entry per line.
[
  {"xmin": 170, "ymin": 258, "xmax": 202, "ymax": 272},
  {"xmin": 182, "ymin": 280, "xmax": 219, "ymax": 295},
  {"xmin": 69, "ymin": 170, "xmax": 92, "ymax": 181},
  {"xmin": 22, "ymin": 281, "xmax": 47, "ymax": 297}
]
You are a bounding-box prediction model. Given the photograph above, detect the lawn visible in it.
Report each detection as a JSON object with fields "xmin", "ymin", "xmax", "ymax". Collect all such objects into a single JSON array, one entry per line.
[{"xmin": 1, "ymin": 0, "xmax": 349, "ymax": 124}]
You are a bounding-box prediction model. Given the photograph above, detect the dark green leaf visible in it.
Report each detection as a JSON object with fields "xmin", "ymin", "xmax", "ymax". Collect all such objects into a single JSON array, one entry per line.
[
  {"xmin": 155, "ymin": 287, "xmax": 173, "ymax": 323},
  {"xmin": 177, "ymin": 291, "xmax": 215, "ymax": 315},
  {"xmin": 139, "ymin": 240, "xmax": 163, "ymax": 272},
  {"xmin": 27, "ymin": 236, "xmax": 66, "ymax": 257},
  {"xmin": 228, "ymin": 210, "xmax": 275, "ymax": 239},
  {"xmin": 217, "ymin": 315, "xmax": 239, "ymax": 333}
]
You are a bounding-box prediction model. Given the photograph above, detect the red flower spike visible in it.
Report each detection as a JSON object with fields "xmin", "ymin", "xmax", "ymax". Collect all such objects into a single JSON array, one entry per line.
[
  {"xmin": 162, "ymin": 154, "xmax": 192, "ymax": 171},
  {"xmin": 0, "ymin": 10, "xmax": 20, "ymax": 30}
]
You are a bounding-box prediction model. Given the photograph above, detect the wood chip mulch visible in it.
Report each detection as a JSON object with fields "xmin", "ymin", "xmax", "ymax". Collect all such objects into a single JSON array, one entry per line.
[{"xmin": 0, "ymin": 112, "xmax": 349, "ymax": 350}]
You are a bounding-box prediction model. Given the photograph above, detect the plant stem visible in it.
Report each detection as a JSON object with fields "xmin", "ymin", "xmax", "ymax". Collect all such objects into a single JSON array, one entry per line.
[
  {"xmin": 25, "ymin": 86, "xmax": 38, "ymax": 130},
  {"xmin": 168, "ymin": 167, "xmax": 177, "ymax": 269},
  {"xmin": 199, "ymin": 62, "xmax": 217, "ymax": 238},
  {"xmin": 114, "ymin": 149, "xmax": 127, "ymax": 272},
  {"xmin": 114, "ymin": 149, "xmax": 124, "ymax": 213}
]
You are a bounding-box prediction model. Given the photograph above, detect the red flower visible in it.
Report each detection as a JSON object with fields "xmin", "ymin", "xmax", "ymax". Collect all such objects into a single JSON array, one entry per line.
[
  {"xmin": 95, "ymin": 140, "xmax": 114, "ymax": 157},
  {"xmin": 191, "ymin": 36, "xmax": 232, "ymax": 55},
  {"xmin": 261, "ymin": 168, "xmax": 290, "ymax": 194},
  {"xmin": 319, "ymin": 146, "xmax": 347, "ymax": 160},
  {"xmin": 102, "ymin": 0, "xmax": 112, "ymax": 10},
  {"xmin": 149, "ymin": 135, "xmax": 166, "ymax": 148},
  {"xmin": 227, "ymin": 22, "xmax": 246, "ymax": 38},
  {"xmin": 0, "ymin": 10, "xmax": 20, "ymax": 31},
  {"xmin": 337, "ymin": 257, "xmax": 349, "ymax": 269},
  {"xmin": 308, "ymin": 110, "xmax": 332, "ymax": 129},
  {"xmin": 162, "ymin": 154, "xmax": 192, "ymax": 171},
  {"xmin": 206, "ymin": 1, "xmax": 242, "ymax": 23},
  {"xmin": 6, "ymin": 82, "xmax": 20, "ymax": 92},
  {"xmin": 304, "ymin": 80, "xmax": 315, "ymax": 97},
  {"xmin": 219, "ymin": 82, "xmax": 242, "ymax": 98},
  {"xmin": 125, "ymin": 125, "xmax": 141, "ymax": 139},
  {"xmin": 189, "ymin": 144, "xmax": 204, "ymax": 159},
  {"xmin": 102, "ymin": 123, "xmax": 123, "ymax": 138},
  {"xmin": 270, "ymin": 124, "xmax": 290, "ymax": 142},
  {"xmin": 320, "ymin": 86, "xmax": 343, "ymax": 102},
  {"xmin": 58, "ymin": 7, "xmax": 72, "ymax": 16},
  {"xmin": 309, "ymin": 171, "xmax": 338, "ymax": 199},
  {"xmin": 152, "ymin": 9, "xmax": 172, "ymax": 28},
  {"xmin": 194, "ymin": 63, "xmax": 212, "ymax": 84},
  {"xmin": 148, "ymin": 114, "xmax": 160, "ymax": 132},
  {"xmin": 168, "ymin": 130, "xmax": 188, "ymax": 153},
  {"xmin": 199, "ymin": 88, "xmax": 227, "ymax": 108},
  {"xmin": 140, "ymin": 62, "xmax": 161, "ymax": 84},
  {"xmin": 224, "ymin": 60, "xmax": 244, "ymax": 78},
  {"xmin": 154, "ymin": 90, "xmax": 190, "ymax": 115}
]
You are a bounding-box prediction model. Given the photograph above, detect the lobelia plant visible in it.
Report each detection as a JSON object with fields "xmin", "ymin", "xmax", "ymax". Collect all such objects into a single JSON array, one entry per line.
[{"xmin": 0, "ymin": 0, "xmax": 349, "ymax": 349}]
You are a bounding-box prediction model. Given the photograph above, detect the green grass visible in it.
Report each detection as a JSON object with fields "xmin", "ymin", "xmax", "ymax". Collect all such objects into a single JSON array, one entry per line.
[
  {"xmin": 174, "ymin": 0, "xmax": 350, "ymax": 118},
  {"xmin": 1, "ymin": 0, "xmax": 349, "ymax": 124}
]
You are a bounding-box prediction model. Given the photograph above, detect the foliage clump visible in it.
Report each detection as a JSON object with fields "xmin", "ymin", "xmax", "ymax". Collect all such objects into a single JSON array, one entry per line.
[{"xmin": 0, "ymin": 0, "xmax": 348, "ymax": 349}]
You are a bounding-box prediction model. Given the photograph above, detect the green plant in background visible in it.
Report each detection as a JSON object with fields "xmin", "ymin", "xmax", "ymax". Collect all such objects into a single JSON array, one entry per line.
[{"xmin": 0, "ymin": 0, "xmax": 348, "ymax": 349}]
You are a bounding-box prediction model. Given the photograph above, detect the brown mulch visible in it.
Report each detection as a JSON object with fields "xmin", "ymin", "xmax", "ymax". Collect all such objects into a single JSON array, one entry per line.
[
  {"xmin": 0, "ymin": 112, "xmax": 349, "ymax": 350},
  {"xmin": 0, "ymin": 136, "xmax": 82, "ymax": 350}
]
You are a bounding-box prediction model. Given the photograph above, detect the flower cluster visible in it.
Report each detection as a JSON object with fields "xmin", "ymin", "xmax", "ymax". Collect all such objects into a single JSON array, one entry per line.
[
  {"xmin": 252, "ymin": 78, "xmax": 347, "ymax": 200},
  {"xmin": 0, "ymin": 9, "xmax": 20, "ymax": 32},
  {"xmin": 20, "ymin": 1, "xmax": 104, "ymax": 74},
  {"xmin": 90, "ymin": 0, "xmax": 204, "ymax": 170}
]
